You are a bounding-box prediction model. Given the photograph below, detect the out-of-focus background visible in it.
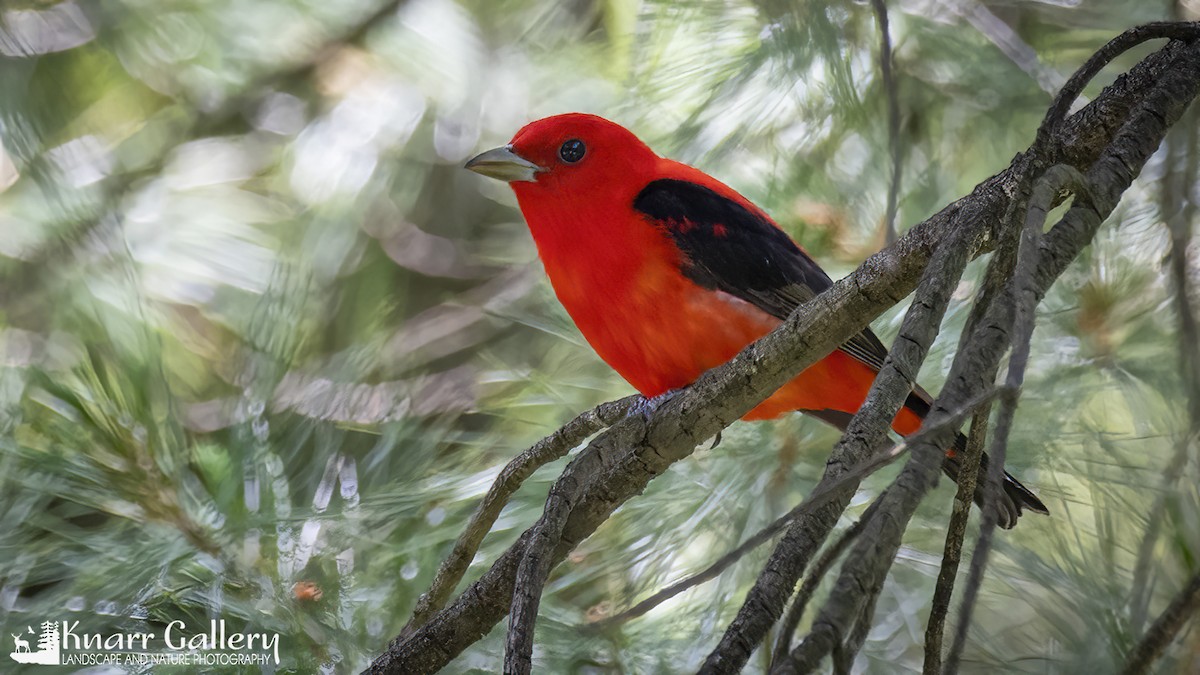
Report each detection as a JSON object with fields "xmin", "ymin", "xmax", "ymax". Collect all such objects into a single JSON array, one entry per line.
[{"xmin": 0, "ymin": 0, "xmax": 1197, "ymax": 672}]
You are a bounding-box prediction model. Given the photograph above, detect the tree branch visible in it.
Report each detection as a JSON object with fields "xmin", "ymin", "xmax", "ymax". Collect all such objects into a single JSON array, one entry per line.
[
  {"xmin": 504, "ymin": 422, "xmax": 627, "ymax": 674},
  {"xmin": 588, "ymin": 389, "xmax": 995, "ymax": 634},
  {"xmin": 921, "ymin": 407, "xmax": 990, "ymax": 674},
  {"xmin": 774, "ymin": 226, "xmax": 985, "ymax": 675},
  {"xmin": 401, "ymin": 395, "xmax": 637, "ymax": 637},
  {"xmin": 770, "ymin": 501, "xmax": 877, "ymax": 669},
  {"xmin": 944, "ymin": 164, "xmax": 1091, "ymax": 672},
  {"xmin": 775, "ymin": 33, "xmax": 1200, "ymax": 673},
  {"xmin": 870, "ymin": 0, "xmax": 903, "ymax": 245},
  {"xmin": 1129, "ymin": 103, "xmax": 1200, "ymax": 635},
  {"xmin": 1120, "ymin": 571, "xmax": 1200, "ymax": 675}
]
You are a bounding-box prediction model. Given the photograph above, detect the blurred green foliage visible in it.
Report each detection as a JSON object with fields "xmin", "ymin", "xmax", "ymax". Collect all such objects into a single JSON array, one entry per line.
[{"xmin": 0, "ymin": 0, "xmax": 1197, "ymax": 672}]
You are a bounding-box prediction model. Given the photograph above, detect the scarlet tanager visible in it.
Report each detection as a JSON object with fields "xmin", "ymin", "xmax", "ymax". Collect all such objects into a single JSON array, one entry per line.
[{"xmin": 466, "ymin": 113, "xmax": 1047, "ymax": 528}]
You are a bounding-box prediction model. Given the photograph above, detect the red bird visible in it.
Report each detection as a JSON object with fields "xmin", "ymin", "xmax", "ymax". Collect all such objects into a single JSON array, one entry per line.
[{"xmin": 466, "ymin": 113, "xmax": 1047, "ymax": 528}]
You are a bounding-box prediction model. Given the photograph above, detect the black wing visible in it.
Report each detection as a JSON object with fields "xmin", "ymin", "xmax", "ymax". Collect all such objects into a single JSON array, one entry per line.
[{"xmin": 632, "ymin": 178, "xmax": 890, "ymax": 374}]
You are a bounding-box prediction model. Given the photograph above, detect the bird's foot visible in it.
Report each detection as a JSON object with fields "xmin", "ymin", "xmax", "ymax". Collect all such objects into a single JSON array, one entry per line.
[{"xmin": 630, "ymin": 388, "xmax": 682, "ymax": 421}]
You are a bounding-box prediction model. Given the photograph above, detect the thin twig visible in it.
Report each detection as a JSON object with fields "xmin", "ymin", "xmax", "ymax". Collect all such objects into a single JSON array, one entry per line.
[
  {"xmin": 507, "ymin": 401, "xmax": 660, "ymax": 675},
  {"xmin": 924, "ymin": 189, "xmax": 1025, "ymax": 674},
  {"xmin": 921, "ymin": 406, "xmax": 991, "ymax": 674},
  {"xmin": 832, "ymin": 564, "xmax": 883, "ymax": 675},
  {"xmin": 944, "ymin": 165, "xmax": 1090, "ymax": 672},
  {"xmin": 870, "ymin": 0, "xmax": 903, "ymax": 245},
  {"xmin": 770, "ymin": 501, "xmax": 880, "ymax": 670},
  {"xmin": 402, "ymin": 396, "xmax": 637, "ymax": 636},
  {"xmin": 937, "ymin": 126, "xmax": 1030, "ymax": 530},
  {"xmin": 505, "ymin": 453, "xmax": 597, "ymax": 673},
  {"xmin": 504, "ymin": 397, "xmax": 653, "ymax": 674},
  {"xmin": 1129, "ymin": 109, "xmax": 1200, "ymax": 633},
  {"xmin": 1033, "ymin": 22, "xmax": 1200, "ymax": 158},
  {"xmin": 947, "ymin": 0, "xmax": 1067, "ymax": 97},
  {"xmin": 959, "ymin": 159, "xmax": 1032, "ymax": 348},
  {"xmin": 1120, "ymin": 571, "xmax": 1200, "ymax": 675}
]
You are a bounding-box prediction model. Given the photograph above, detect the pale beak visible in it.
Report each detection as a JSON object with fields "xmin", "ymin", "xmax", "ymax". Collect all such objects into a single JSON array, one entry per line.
[{"xmin": 464, "ymin": 145, "xmax": 545, "ymax": 182}]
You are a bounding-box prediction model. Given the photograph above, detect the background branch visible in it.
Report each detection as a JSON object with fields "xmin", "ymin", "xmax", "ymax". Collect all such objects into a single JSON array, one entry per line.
[
  {"xmin": 870, "ymin": 0, "xmax": 903, "ymax": 245},
  {"xmin": 1120, "ymin": 571, "xmax": 1200, "ymax": 675},
  {"xmin": 1127, "ymin": 99, "xmax": 1200, "ymax": 634}
]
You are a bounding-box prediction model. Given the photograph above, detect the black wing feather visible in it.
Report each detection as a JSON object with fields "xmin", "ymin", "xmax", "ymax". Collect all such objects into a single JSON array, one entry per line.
[
  {"xmin": 633, "ymin": 178, "xmax": 890, "ymax": 373},
  {"xmin": 634, "ymin": 180, "xmax": 1049, "ymax": 527}
]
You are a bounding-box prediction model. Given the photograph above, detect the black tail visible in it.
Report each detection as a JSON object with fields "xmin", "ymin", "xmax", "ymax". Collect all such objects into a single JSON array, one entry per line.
[
  {"xmin": 942, "ymin": 432, "xmax": 1049, "ymax": 529},
  {"xmin": 801, "ymin": 399, "xmax": 1049, "ymax": 528},
  {"xmin": 899, "ymin": 390, "xmax": 1049, "ymax": 529}
]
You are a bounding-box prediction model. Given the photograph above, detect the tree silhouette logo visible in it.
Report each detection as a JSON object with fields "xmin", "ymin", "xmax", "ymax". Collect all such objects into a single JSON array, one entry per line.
[{"xmin": 9, "ymin": 621, "xmax": 59, "ymax": 665}]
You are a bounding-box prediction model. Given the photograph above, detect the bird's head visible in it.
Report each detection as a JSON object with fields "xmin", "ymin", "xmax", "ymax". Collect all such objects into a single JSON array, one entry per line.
[{"xmin": 465, "ymin": 113, "xmax": 658, "ymax": 198}]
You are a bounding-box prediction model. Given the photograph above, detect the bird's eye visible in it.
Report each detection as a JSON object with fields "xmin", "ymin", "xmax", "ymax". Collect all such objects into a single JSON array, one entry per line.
[{"xmin": 559, "ymin": 139, "xmax": 586, "ymax": 164}]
